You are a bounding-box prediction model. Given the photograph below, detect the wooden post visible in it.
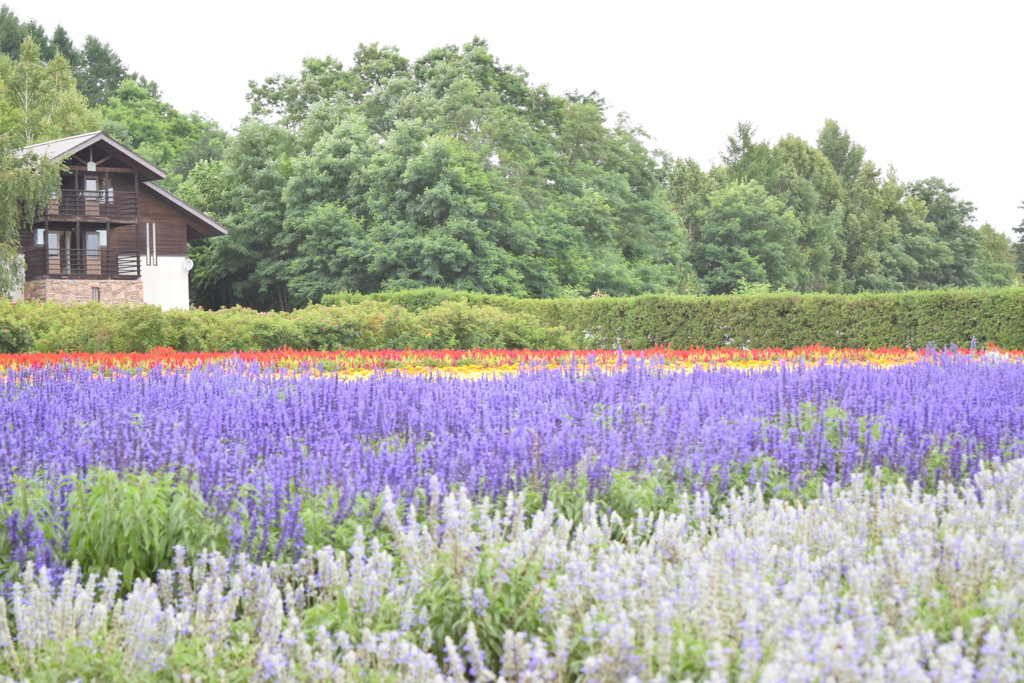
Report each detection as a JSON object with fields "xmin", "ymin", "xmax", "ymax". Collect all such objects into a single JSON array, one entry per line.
[
  {"xmin": 74, "ymin": 170, "xmax": 80, "ymax": 276},
  {"xmin": 134, "ymin": 171, "xmax": 141, "ymax": 276},
  {"xmin": 104, "ymin": 171, "xmax": 111, "ymax": 276}
]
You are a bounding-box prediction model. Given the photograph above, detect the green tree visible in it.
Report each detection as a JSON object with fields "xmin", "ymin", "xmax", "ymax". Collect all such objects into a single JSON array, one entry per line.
[
  {"xmin": 360, "ymin": 124, "xmax": 538, "ymax": 295},
  {"xmin": 764, "ymin": 134, "xmax": 844, "ymax": 291},
  {"xmin": 0, "ymin": 6, "xmax": 47, "ymax": 59},
  {"xmin": 177, "ymin": 159, "xmax": 236, "ymax": 310},
  {"xmin": 876, "ymin": 179, "xmax": 952, "ymax": 290},
  {"xmin": 199, "ymin": 38, "xmax": 690, "ymax": 309},
  {"xmin": 0, "ymin": 36, "xmax": 97, "ymax": 143},
  {"xmin": 0, "ymin": 131, "xmax": 61, "ymax": 294},
  {"xmin": 975, "ymin": 224, "xmax": 1017, "ymax": 287},
  {"xmin": 835, "ymin": 161, "xmax": 898, "ymax": 290},
  {"xmin": 906, "ymin": 177, "xmax": 983, "ymax": 288},
  {"xmin": 816, "ymin": 119, "xmax": 865, "ymax": 187},
  {"xmin": 101, "ymin": 78, "xmax": 226, "ymax": 189},
  {"xmin": 276, "ymin": 109, "xmax": 377, "ymax": 301},
  {"xmin": 692, "ymin": 181, "xmax": 801, "ymax": 294},
  {"xmin": 47, "ymin": 25, "xmax": 77, "ymax": 65},
  {"xmin": 721, "ymin": 121, "xmax": 773, "ymax": 182},
  {"xmin": 1012, "ymin": 201, "xmax": 1024, "ymax": 274},
  {"xmin": 0, "ymin": 5, "xmax": 22, "ymax": 57},
  {"xmin": 76, "ymin": 35, "xmax": 129, "ymax": 107},
  {"xmin": 666, "ymin": 157, "xmax": 722, "ymax": 242},
  {"xmin": 193, "ymin": 120, "xmax": 296, "ymax": 310},
  {"xmin": 248, "ymin": 55, "xmax": 352, "ymax": 128},
  {"xmin": 713, "ymin": 123, "xmax": 844, "ymax": 291}
]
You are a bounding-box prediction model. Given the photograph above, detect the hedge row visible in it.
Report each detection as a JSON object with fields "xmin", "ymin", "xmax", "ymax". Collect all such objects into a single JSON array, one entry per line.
[
  {"xmin": 0, "ymin": 299, "xmax": 572, "ymax": 354},
  {"xmin": 2, "ymin": 287, "xmax": 1022, "ymax": 354},
  {"xmin": 325, "ymin": 287, "xmax": 1024, "ymax": 350}
]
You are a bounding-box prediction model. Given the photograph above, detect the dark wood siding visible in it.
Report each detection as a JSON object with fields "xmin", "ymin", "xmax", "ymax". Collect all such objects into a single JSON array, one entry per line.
[
  {"xmin": 138, "ymin": 188, "xmax": 189, "ymax": 257},
  {"xmin": 109, "ymin": 173, "xmax": 136, "ymax": 193},
  {"xmin": 108, "ymin": 224, "xmax": 140, "ymax": 252}
]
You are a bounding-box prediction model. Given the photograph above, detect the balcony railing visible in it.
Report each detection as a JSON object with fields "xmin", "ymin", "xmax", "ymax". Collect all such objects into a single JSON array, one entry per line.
[
  {"xmin": 23, "ymin": 249, "xmax": 141, "ymax": 280},
  {"xmin": 42, "ymin": 190, "xmax": 139, "ymax": 222}
]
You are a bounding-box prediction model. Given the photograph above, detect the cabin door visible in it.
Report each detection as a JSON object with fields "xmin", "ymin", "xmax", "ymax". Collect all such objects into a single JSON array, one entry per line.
[
  {"xmin": 46, "ymin": 232, "xmax": 72, "ymax": 275},
  {"xmin": 85, "ymin": 231, "xmax": 102, "ymax": 275},
  {"xmin": 83, "ymin": 176, "xmax": 105, "ymax": 217}
]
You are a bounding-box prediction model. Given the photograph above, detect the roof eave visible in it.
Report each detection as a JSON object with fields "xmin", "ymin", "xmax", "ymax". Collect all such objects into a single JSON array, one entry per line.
[{"xmin": 144, "ymin": 181, "xmax": 229, "ymax": 238}]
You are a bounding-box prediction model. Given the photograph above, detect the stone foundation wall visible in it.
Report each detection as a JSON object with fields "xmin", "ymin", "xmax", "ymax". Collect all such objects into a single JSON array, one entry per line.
[{"xmin": 23, "ymin": 279, "xmax": 144, "ymax": 305}]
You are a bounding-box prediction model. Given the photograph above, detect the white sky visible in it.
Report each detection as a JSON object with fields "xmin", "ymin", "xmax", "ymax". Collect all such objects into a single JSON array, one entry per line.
[{"xmin": 13, "ymin": 0, "xmax": 1024, "ymax": 236}]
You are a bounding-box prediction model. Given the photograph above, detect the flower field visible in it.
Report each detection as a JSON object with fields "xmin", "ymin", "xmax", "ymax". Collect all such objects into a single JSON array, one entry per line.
[
  {"xmin": 0, "ymin": 343, "xmax": 1011, "ymax": 373},
  {"xmin": 1, "ymin": 347, "xmax": 1023, "ymax": 681}
]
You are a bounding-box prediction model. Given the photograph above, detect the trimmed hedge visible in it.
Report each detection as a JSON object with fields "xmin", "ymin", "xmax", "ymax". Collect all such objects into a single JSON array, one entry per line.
[
  {"xmin": 326, "ymin": 287, "xmax": 1024, "ymax": 350},
  {"xmin": 3, "ymin": 287, "xmax": 1023, "ymax": 353}
]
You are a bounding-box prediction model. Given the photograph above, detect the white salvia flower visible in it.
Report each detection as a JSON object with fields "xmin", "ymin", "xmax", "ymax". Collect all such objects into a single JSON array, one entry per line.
[
  {"xmin": 117, "ymin": 581, "xmax": 178, "ymax": 677},
  {"xmin": 444, "ymin": 635, "xmax": 468, "ymax": 683},
  {"xmin": 462, "ymin": 622, "xmax": 496, "ymax": 682},
  {"xmin": 0, "ymin": 597, "xmax": 21, "ymax": 678},
  {"xmin": 2, "ymin": 459, "xmax": 1024, "ymax": 679}
]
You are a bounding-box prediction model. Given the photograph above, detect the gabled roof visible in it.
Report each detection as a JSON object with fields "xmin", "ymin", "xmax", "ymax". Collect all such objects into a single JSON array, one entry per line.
[
  {"xmin": 145, "ymin": 181, "xmax": 228, "ymax": 238},
  {"xmin": 17, "ymin": 131, "xmax": 165, "ymax": 182},
  {"xmin": 18, "ymin": 131, "xmax": 228, "ymax": 238}
]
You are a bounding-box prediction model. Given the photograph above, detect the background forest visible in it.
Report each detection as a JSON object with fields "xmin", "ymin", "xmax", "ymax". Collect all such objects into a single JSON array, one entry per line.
[{"xmin": 1, "ymin": 5, "xmax": 1021, "ymax": 311}]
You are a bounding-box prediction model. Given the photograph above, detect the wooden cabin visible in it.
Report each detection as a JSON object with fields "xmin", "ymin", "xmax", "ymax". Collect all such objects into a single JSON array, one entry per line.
[{"xmin": 13, "ymin": 131, "xmax": 227, "ymax": 309}]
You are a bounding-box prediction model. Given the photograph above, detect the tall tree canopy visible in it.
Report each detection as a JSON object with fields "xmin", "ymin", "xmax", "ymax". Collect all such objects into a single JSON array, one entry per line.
[
  {"xmin": 4, "ymin": 4, "xmax": 1018, "ymax": 306},
  {"xmin": 0, "ymin": 5, "xmax": 151, "ymax": 108},
  {"xmin": 0, "ymin": 140, "xmax": 60, "ymax": 293},
  {"xmin": 188, "ymin": 39, "xmax": 693, "ymax": 309},
  {"xmin": 0, "ymin": 6, "xmax": 226, "ymax": 186},
  {"xmin": 100, "ymin": 78, "xmax": 226, "ymax": 189},
  {"xmin": 667, "ymin": 120, "xmax": 1014, "ymax": 294},
  {"xmin": 0, "ymin": 35, "xmax": 83, "ymax": 292},
  {"xmin": 0, "ymin": 36, "xmax": 97, "ymax": 144}
]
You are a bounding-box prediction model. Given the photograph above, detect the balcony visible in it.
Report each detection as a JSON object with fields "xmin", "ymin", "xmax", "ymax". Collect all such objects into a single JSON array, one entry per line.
[
  {"xmin": 42, "ymin": 190, "xmax": 139, "ymax": 223},
  {"xmin": 23, "ymin": 249, "xmax": 141, "ymax": 280}
]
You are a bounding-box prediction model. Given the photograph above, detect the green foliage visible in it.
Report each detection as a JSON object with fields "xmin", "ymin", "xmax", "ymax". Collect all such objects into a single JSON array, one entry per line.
[
  {"xmin": 0, "ymin": 301, "xmax": 167, "ymax": 353},
  {"xmin": 0, "ymin": 5, "xmax": 158, "ymax": 109},
  {"xmin": 905, "ymin": 177, "xmax": 984, "ymax": 288},
  {"xmin": 668, "ymin": 120, "xmax": 1008, "ymax": 296},
  {"xmin": 100, "ymin": 79, "xmax": 227, "ymax": 189},
  {"xmin": 692, "ymin": 181, "xmax": 802, "ymax": 294},
  {"xmin": 76, "ymin": 35, "xmax": 130, "ymax": 107},
  {"xmin": 105, "ymin": 302, "xmax": 165, "ymax": 352},
  {"xmin": 9, "ymin": 287, "xmax": 1024, "ymax": 353},
  {"xmin": 2, "ymin": 297, "xmax": 569, "ymax": 353},
  {"xmin": 190, "ymin": 119, "xmax": 297, "ymax": 311},
  {"xmin": 406, "ymin": 300, "xmax": 571, "ymax": 349},
  {"xmin": 1013, "ymin": 201, "xmax": 1024, "ymax": 274},
  {"xmin": 322, "ymin": 286, "xmax": 524, "ymax": 312},
  {"xmin": 0, "ymin": 315, "xmax": 31, "ymax": 352},
  {"xmin": 975, "ymin": 223, "xmax": 1018, "ymax": 287},
  {"xmin": 0, "ymin": 6, "xmax": 49, "ymax": 59},
  {"xmin": 4, "ymin": 468, "xmax": 219, "ymax": 587},
  {"xmin": 0, "ymin": 145, "xmax": 60, "ymax": 295},
  {"xmin": 193, "ymin": 39, "xmax": 691, "ymax": 310},
  {"xmin": 0, "ymin": 36, "xmax": 98, "ymax": 144},
  {"xmin": 330, "ymin": 286, "xmax": 1024, "ymax": 350},
  {"xmin": 289, "ymin": 301, "xmax": 418, "ymax": 350},
  {"xmin": 729, "ymin": 278, "xmax": 775, "ymax": 296},
  {"xmin": 0, "ymin": 34, "xmax": 90, "ymax": 295}
]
